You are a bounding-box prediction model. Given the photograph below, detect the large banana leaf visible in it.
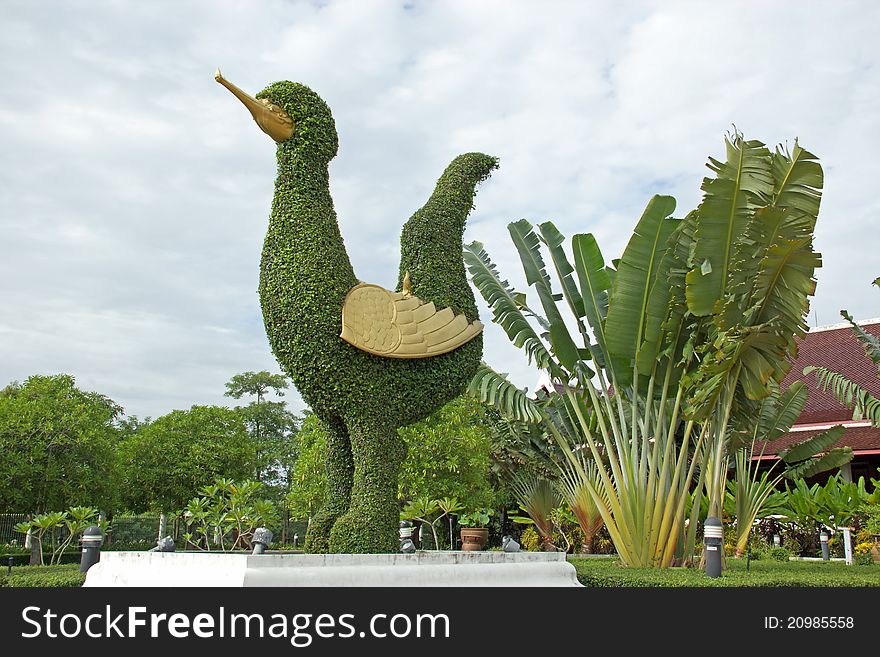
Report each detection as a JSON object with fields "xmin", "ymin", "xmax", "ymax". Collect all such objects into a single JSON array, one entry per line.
[
  {"xmin": 686, "ymin": 135, "xmax": 773, "ymax": 317},
  {"xmin": 784, "ymin": 447, "xmax": 854, "ymax": 480},
  {"xmin": 464, "ymin": 241, "xmax": 558, "ymax": 374},
  {"xmin": 728, "ymin": 380, "xmax": 808, "ymax": 452},
  {"xmin": 778, "ymin": 425, "xmax": 845, "ymax": 464},
  {"xmin": 467, "ymin": 362, "xmax": 543, "ymax": 424},
  {"xmin": 756, "ymin": 381, "xmax": 809, "ymax": 443},
  {"xmin": 572, "ymin": 233, "xmax": 612, "ymax": 358},
  {"xmin": 635, "ymin": 217, "xmax": 685, "ymax": 374},
  {"xmin": 508, "ymin": 220, "xmax": 581, "ymax": 372},
  {"xmin": 537, "ymin": 221, "xmax": 587, "ymax": 338},
  {"xmin": 604, "ymin": 195, "xmax": 677, "ymax": 385},
  {"xmin": 769, "ymin": 141, "xmax": 823, "ymax": 235},
  {"xmin": 777, "ymin": 424, "xmax": 853, "ymax": 480},
  {"xmin": 467, "ymin": 131, "xmax": 825, "ymax": 569}
]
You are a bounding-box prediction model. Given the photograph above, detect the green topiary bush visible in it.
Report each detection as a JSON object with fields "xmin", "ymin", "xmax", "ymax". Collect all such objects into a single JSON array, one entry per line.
[{"xmin": 249, "ymin": 80, "xmax": 496, "ymax": 553}]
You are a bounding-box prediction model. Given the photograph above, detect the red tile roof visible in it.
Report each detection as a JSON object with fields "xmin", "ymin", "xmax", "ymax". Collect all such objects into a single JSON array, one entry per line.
[
  {"xmin": 757, "ymin": 319, "xmax": 880, "ymax": 455},
  {"xmin": 756, "ymin": 423, "xmax": 880, "ymax": 456},
  {"xmin": 780, "ymin": 320, "xmax": 880, "ymax": 425}
]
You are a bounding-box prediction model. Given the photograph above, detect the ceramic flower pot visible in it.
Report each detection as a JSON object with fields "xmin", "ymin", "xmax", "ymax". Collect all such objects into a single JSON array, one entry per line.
[{"xmin": 460, "ymin": 527, "xmax": 489, "ymax": 551}]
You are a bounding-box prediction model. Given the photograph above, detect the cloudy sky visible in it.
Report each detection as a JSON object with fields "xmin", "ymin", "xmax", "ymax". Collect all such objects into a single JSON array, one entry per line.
[{"xmin": 2, "ymin": 0, "xmax": 878, "ymax": 420}]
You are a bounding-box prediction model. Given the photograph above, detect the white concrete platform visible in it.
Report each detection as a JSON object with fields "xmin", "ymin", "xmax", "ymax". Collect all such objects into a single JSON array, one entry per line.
[{"xmin": 84, "ymin": 551, "xmax": 581, "ymax": 587}]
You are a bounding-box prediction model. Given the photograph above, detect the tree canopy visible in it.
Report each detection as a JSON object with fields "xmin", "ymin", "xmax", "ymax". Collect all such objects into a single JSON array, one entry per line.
[
  {"xmin": 285, "ymin": 413, "xmax": 328, "ymax": 522},
  {"xmin": 224, "ymin": 371, "xmax": 299, "ymax": 493},
  {"xmin": 397, "ymin": 396, "xmax": 495, "ymax": 511},
  {"xmin": 117, "ymin": 405, "xmax": 255, "ymax": 513},
  {"xmin": 0, "ymin": 374, "xmax": 121, "ymax": 513}
]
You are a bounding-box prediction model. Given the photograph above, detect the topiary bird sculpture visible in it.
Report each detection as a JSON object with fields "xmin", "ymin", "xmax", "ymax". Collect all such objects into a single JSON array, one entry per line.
[{"xmin": 216, "ymin": 71, "xmax": 497, "ymax": 553}]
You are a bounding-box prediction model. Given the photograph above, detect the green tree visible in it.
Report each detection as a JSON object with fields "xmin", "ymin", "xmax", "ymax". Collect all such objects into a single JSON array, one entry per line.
[
  {"xmin": 397, "ymin": 396, "xmax": 495, "ymax": 511},
  {"xmin": 118, "ymin": 405, "xmax": 255, "ymax": 514},
  {"xmin": 0, "ymin": 374, "xmax": 121, "ymax": 513},
  {"xmin": 224, "ymin": 371, "xmax": 299, "ymax": 492},
  {"xmin": 286, "ymin": 413, "xmax": 328, "ymax": 523},
  {"xmin": 225, "ymin": 370, "xmax": 290, "ymax": 405}
]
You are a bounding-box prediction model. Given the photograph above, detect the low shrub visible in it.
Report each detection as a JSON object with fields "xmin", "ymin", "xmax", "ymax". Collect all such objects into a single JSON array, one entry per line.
[
  {"xmin": 854, "ymin": 541, "xmax": 875, "ymax": 566},
  {"xmin": 520, "ymin": 527, "xmax": 540, "ymax": 552},
  {"xmin": 1, "ymin": 564, "xmax": 84, "ymax": 588},
  {"xmin": 853, "ymin": 551, "xmax": 874, "ymax": 566},
  {"xmin": 768, "ymin": 546, "xmax": 793, "ymax": 562},
  {"xmin": 864, "ymin": 505, "xmax": 880, "ymax": 535}
]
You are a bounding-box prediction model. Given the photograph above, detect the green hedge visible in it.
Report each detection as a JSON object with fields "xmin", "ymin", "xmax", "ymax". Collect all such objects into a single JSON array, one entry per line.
[
  {"xmin": 569, "ymin": 557, "xmax": 878, "ymax": 587},
  {"xmin": 1, "ymin": 551, "xmax": 81, "ymax": 567},
  {"xmin": 1, "ymin": 564, "xmax": 84, "ymax": 588}
]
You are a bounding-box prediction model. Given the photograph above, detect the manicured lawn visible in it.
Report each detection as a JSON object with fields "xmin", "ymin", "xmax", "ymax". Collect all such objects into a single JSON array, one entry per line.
[
  {"xmin": 3, "ymin": 558, "xmax": 877, "ymax": 588},
  {"xmin": 1, "ymin": 563, "xmax": 85, "ymax": 588},
  {"xmin": 569, "ymin": 556, "xmax": 880, "ymax": 587}
]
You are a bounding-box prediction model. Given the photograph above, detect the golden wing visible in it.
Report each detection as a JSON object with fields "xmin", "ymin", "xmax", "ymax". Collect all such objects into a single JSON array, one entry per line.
[{"xmin": 340, "ymin": 283, "xmax": 483, "ymax": 359}]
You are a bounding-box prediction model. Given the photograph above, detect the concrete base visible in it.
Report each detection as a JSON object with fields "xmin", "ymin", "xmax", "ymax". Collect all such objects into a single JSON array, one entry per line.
[{"xmin": 84, "ymin": 551, "xmax": 581, "ymax": 587}]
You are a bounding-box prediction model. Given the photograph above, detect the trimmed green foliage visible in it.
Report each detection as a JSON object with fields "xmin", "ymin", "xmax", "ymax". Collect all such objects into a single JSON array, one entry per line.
[
  {"xmin": 253, "ymin": 80, "xmax": 495, "ymax": 553},
  {"xmin": 1, "ymin": 564, "xmax": 84, "ymax": 588},
  {"xmin": 1, "ymin": 552, "xmax": 80, "ymax": 567},
  {"xmin": 569, "ymin": 557, "xmax": 879, "ymax": 587}
]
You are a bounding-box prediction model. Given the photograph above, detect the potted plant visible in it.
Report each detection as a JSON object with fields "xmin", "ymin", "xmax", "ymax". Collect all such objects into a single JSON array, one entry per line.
[{"xmin": 458, "ymin": 508, "xmax": 493, "ymax": 551}]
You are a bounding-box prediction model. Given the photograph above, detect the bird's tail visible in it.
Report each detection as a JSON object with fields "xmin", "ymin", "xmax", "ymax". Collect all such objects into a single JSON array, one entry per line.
[
  {"xmin": 437, "ymin": 152, "xmax": 499, "ymax": 200},
  {"xmin": 397, "ymin": 152, "xmax": 498, "ymax": 319}
]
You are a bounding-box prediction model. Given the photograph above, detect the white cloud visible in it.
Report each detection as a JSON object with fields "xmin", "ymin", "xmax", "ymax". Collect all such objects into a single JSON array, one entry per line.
[{"xmin": 1, "ymin": 0, "xmax": 878, "ymax": 418}]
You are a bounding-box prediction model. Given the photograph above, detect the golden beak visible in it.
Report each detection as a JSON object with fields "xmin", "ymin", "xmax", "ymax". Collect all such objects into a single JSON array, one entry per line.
[{"xmin": 215, "ymin": 69, "xmax": 294, "ymax": 143}]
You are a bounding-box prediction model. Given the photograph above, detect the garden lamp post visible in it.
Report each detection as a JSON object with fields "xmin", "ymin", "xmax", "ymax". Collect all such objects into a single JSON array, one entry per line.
[
  {"xmin": 820, "ymin": 532, "xmax": 829, "ymax": 561},
  {"xmin": 703, "ymin": 517, "xmax": 723, "ymax": 579},
  {"xmin": 399, "ymin": 521, "xmax": 416, "ymax": 553},
  {"xmin": 80, "ymin": 525, "xmax": 103, "ymax": 574}
]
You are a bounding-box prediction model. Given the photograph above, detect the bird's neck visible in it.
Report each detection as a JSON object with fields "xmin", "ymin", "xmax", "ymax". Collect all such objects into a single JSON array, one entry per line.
[{"xmin": 262, "ymin": 144, "xmax": 356, "ymax": 306}]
